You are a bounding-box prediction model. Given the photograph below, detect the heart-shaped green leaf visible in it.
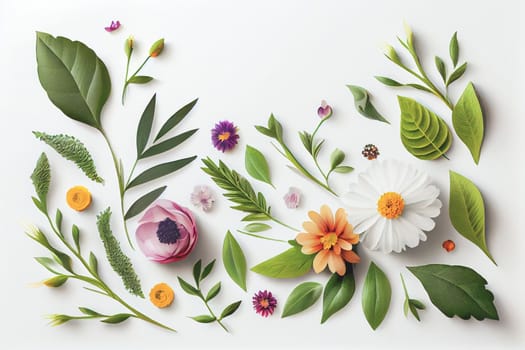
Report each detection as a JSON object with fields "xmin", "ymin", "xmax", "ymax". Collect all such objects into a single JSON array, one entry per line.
[
  {"xmin": 222, "ymin": 231, "xmax": 247, "ymax": 291},
  {"xmin": 251, "ymin": 247, "xmax": 314, "ymax": 278},
  {"xmin": 362, "ymin": 261, "xmax": 391, "ymax": 330},
  {"xmin": 282, "ymin": 282, "xmax": 323, "ymax": 318},
  {"xmin": 321, "ymin": 269, "xmax": 356, "ymax": 323}
]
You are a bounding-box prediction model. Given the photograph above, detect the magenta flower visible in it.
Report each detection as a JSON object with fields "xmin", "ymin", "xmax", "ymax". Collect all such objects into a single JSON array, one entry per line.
[
  {"xmin": 104, "ymin": 20, "xmax": 121, "ymax": 32},
  {"xmin": 283, "ymin": 187, "xmax": 301, "ymax": 209},
  {"xmin": 252, "ymin": 290, "xmax": 277, "ymax": 317},
  {"xmin": 211, "ymin": 120, "xmax": 239, "ymax": 152},
  {"xmin": 317, "ymin": 100, "xmax": 333, "ymax": 119},
  {"xmin": 190, "ymin": 185, "xmax": 215, "ymax": 212},
  {"xmin": 136, "ymin": 199, "xmax": 198, "ymax": 264}
]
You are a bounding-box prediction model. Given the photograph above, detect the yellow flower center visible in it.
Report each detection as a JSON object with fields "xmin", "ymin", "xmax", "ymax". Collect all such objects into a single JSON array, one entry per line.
[
  {"xmin": 260, "ymin": 299, "xmax": 269, "ymax": 308},
  {"xmin": 320, "ymin": 233, "xmax": 338, "ymax": 249},
  {"xmin": 377, "ymin": 192, "xmax": 405, "ymax": 219},
  {"xmin": 218, "ymin": 132, "xmax": 231, "ymax": 141}
]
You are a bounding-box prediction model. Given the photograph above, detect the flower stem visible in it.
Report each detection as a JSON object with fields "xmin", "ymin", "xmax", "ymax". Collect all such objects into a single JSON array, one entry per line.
[
  {"xmin": 200, "ymin": 294, "xmax": 229, "ymax": 332},
  {"xmin": 237, "ymin": 230, "xmax": 288, "ymax": 243},
  {"xmin": 122, "ymin": 56, "xmax": 150, "ymax": 105},
  {"xmin": 268, "ymin": 215, "xmax": 300, "ymax": 232}
]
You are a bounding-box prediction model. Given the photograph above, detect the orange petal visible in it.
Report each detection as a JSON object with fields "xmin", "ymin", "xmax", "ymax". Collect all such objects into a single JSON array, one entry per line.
[
  {"xmin": 332, "ymin": 243, "xmax": 341, "ymax": 255},
  {"xmin": 334, "ymin": 208, "xmax": 348, "ymax": 234},
  {"xmin": 296, "ymin": 232, "xmax": 319, "ymax": 245},
  {"xmin": 308, "ymin": 210, "xmax": 327, "ymax": 232},
  {"xmin": 301, "ymin": 244, "xmax": 322, "ymax": 255},
  {"xmin": 302, "ymin": 221, "xmax": 321, "ymax": 235},
  {"xmin": 342, "ymin": 250, "xmax": 361, "ymax": 264},
  {"xmin": 313, "ymin": 249, "xmax": 329, "ymax": 273},
  {"xmin": 327, "ymin": 252, "xmax": 346, "ymax": 276},
  {"xmin": 320, "ymin": 205, "xmax": 334, "ymax": 231},
  {"xmin": 338, "ymin": 239, "xmax": 353, "ymax": 250}
]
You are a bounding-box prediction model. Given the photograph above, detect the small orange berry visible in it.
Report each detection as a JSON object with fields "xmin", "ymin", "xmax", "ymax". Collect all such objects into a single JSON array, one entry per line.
[
  {"xmin": 66, "ymin": 186, "xmax": 92, "ymax": 211},
  {"xmin": 442, "ymin": 239, "xmax": 456, "ymax": 252},
  {"xmin": 149, "ymin": 283, "xmax": 174, "ymax": 308}
]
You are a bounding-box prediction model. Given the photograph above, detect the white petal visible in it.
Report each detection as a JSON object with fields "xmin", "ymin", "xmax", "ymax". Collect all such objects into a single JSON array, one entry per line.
[
  {"xmin": 394, "ymin": 217, "xmax": 425, "ymax": 249},
  {"xmin": 403, "ymin": 184, "xmax": 438, "ymax": 204},
  {"xmin": 403, "ymin": 209, "xmax": 436, "ymax": 231},
  {"xmin": 341, "ymin": 191, "xmax": 376, "ymax": 209},
  {"xmin": 361, "ymin": 217, "xmax": 386, "ymax": 251},
  {"xmin": 408, "ymin": 198, "xmax": 442, "ymax": 217},
  {"xmin": 348, "ymin": 210, "xmax": 381, "ymax": 233}
]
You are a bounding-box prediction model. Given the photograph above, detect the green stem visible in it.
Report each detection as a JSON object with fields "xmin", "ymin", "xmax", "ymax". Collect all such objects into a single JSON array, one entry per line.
[
  {"xmin": 237, "ymin": 230, "xmax": 288, "ymax": 243},
  {"xmin": 121, "ymin": 53, "xmax": 132, "ymax": 105},
  {"xmin": 122, "ymin": 56, "xmax": 150, "ymax": 105},
  {"xmin": 267, "ymin": 215, "xmax": 300, "ymax": 232},
  {"xmin": 125, "ymin": 159, "xmax": 138, "ymax": 189},
  {"xmin": 200, "ymin": 294, "xmax": 229, "ymax": 332}
]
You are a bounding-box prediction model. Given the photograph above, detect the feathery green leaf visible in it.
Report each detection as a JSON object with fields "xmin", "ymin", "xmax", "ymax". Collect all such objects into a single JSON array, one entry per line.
[{"xmin": 31, "ymin": 152, "xmax": 51, "ymax": 206}]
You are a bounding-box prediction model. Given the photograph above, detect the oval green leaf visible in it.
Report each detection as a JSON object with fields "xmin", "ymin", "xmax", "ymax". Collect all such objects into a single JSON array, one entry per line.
[
  {"xmin": 452, "ymin": 83, "xmax": 484, "ymax": 164},
  {"xmin": 408, "ymin": 264, "xmax": 498, "ymax": 320},
  {"xmin": 375, "ymin": 76, "xmax": 403, "ymax": 87},
  {"xmin": 88, "ymin": 252, "xmax": 98, "ymax": 275},
  {"xmin": 329, "ymin": 149, "xmax": 345, "ymax": 170},
  {"xmin": 127, "ymin": 156, "xmax": 197, "ymax": 189},
  {"xmin": 136, "ymin": 94, "xmax": 156, "ymax": 157},
  {"xmin": 251, "ymin": 247, "xmax": 314, "ymax": 278},
  {"xmin": 243, "ymin": 223, "xmax": 272, "ymax": 233},
  {"xmin": 101, "ymin": 314, "xmax": 132, "ymax": 324},
  {"xmin": 282, "ymin": 282, "xmax": 322, "ymax": 318},
  {"xmin": 449, "ymin": 32, "xmax": 459, "ymax": 67},
  {"xmin": 362, "ymin": 261, "xmax": 391, "ymax": 330},
  {"xmin": 128, "ymin": 75, "xmax": 153, "ymax": 84},
  {"xmin": 449, "ymin": 171, "xmax": 494, "ymax": 264},
  {"xmin": 124, "ymin": 186, "xmax": 166, "ymax": 220},
  {"xmin": 434, "ymin": 56, "xmax": 447, "ymax": 83},
  {"xmin": 446, "ymin": 62, "xmax": 467, "ymax": 87},
  {"xmin": 333, "ymin": 165, "xmax": 354, "ymax": 174},
  {"xmin": 200, "ymin": 259, "xmax": 216, "ymax": 281},
  {"xmin": 347, "ymin": 85, "xmax": 390, "ymax": 124},
  {"xmin": 321, "ymin": 270, "xmax": 356, "ymax": 323},
  {"xmin": 245, "ymin": 145, "xmax": 274, "ymax": 187},
  {"xmin": 191, "ymin": 315, "xmax": 216, "ymax": 323},
  {"xmin": 222, "ymin": 231, "xmax": 247, "ymax": 291},
  {"xmin": 398, "ymin": 96, "xmax": 452, "ymax": 160},
  {"xmin": 206, "ymin": 282, "xmax": 221, "ymax": 302},
  {"xmin": 177, "ymin": 277, "xmax": 200, "ymax": 296},
  {"xmin": 36, "ymin": 32, "xmax": 110, "ymax": 130},
  {"xmin": 220, "ymin": 300, "xmax": 242, "ymax": 319}
]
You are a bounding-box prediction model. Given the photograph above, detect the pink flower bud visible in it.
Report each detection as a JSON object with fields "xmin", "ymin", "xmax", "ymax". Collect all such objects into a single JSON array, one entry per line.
[{"xmin": 317, "ymin": 100, "xmax": 333, "ymax": 119}]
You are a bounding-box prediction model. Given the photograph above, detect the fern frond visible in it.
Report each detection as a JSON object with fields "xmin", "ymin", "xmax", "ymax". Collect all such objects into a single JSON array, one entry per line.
[
  {"xmin": 96, "ymin": 208, "xmax": 144, "ymax": 298},
  {"xmin": 31, "ymin": 152, "xmax": 51, "ymax": 206},
  {"xmin": 34, "ymin": 131, "xmax": 104, "ymax": 183}
]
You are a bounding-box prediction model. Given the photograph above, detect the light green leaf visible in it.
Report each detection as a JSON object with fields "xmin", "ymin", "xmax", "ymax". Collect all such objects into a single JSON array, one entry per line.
[
  {"xmin": 434, "ymin": 56, "xmax": 447, "ymax": 83},
  {"xmin": 101, "ymin": 314, "xmax": 133, "ymax": 324},
  {"xmin": 329, "ymin": 149, "xmax": 345, "ymax": 170},
  {"xmin": 127, "ymin": 156, "xmax": 197, "ymax": 189},
  {"xmin": 282, "ymin": 282, "xmax": 322, "ymax": 318},
  {"xmin": 406, "ymin": 83, "xmax": 433, "ymax": 93},
  {"xmin": 136, "ymin": 94, "xmax": 156, "ymax": 157},
  {"xmin": 449, "ymin": 171, "xmax": 494, "ymax": 264},
  {"xmin": 452, "ymin": 83, "xmax": 484, "ymax": 164},
  {"xmin": 251, "ymin": 247, "xmax": 314, "ymax": 278},
  {"xmin": 206, "ymin": 282, "xmax": 221, "ymax": 302},
  {"xmin": 36, "ymin": 32, "xmax": 110, "ymax": 130},
  {"xmin": 222, "ymin": 231, "xmax": 247, "ymax": 291},
  {"xmin": 408, "ymin": 264, "xmax": 498, "ymax": 320},
  {"xmin": 124, "ymin": 186, "xmax": 166, "ymax": 219},
  {"xmin": 155, "ymin": 98, "xmax": 199, "ymax": 141},
  {"xmin": 89, "ymin": 252, "xmax": 98, "ymax": 275},
  {"xmin": 78, "ymin": 307, "xmax": 102, "ymax": 316},
  {"xmin": 220, "ymin": 301, "xmax": 242, "ymax": 319},
  {"xmin": 446, "ymin": 62, "xmax": 467, "ymax": 87},
  {"xmin": 243, "ymin": 223, "xmax": 272, "ymax": 233},
  {"xmin": 34, "ymin": 257, "xmax": 61, "ymax": 275},
  {"xmin": 347, "ymin": 85, "xmax": 390, "ymax": 124},
  {"xmin": 333, "ymin": 165, "xmax": 354, "ymax": 174},
  {"xmin": 321, "ymin": 269, "xmax": 356, "ymax": 323},
  {"xmin": 141, "ymin": 129, "xmax": 198, "ymax": 159},
  {"xmin": 298, "ymin": 131, "xmax": 313, "ymax": 153},
  {"xmin": 31, "ymin": 153, "xmax": 50, "ymax": 207},
  {"xmin": 128, "ymin": 75, "xmax": 153, "ymax": 84},
  {"xmin": 449, "ymin": 32, "xmax": 459, "ymax": 67},
  {"xmin": 375, "ymin": 76, "xmax": 403, "ymax": 87},
  {"xmin": 72, "ymin": 225, "xmax": 80, "ymax": 252},
  {"xmin": 245, "ymin": 145, "xmax": 274, "ymax": 187},
  {"xmin": 400, "ymin": 273, "xmax": 425, "ymax": 321},
  {"xmin": 398, "ymin": 96, "xmax": 452, "ymax": 160},
  {"xmin": 362, "ymin": 261, "xmax": 391, "ymax": 330},
  {"xmin": 178, "ymin": 277, "xmax": 200, "ymax": 296},
  {"xmin": 191, "ymin": 315, "xmax": 216, "ymax": 323},
  {"xmin": 242, "ymin": 213, "xmax": 270, "ymax": 222}
]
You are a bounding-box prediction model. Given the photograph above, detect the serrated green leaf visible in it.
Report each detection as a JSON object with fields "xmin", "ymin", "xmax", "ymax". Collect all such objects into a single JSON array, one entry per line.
[
  {"xmin": 36, "ymin": 32, "xmax": 110, "ymax": 130},
  {"xmin": 136, "ymin": 94, "xmax": 156, "ymax": 157},
  {"xmin": 155, "ymin": 98, "xmax": 199, "ymax": 141},
  {"xmin": 200, "ymin": 259, "xmax": 216, "ymax": 281},
  {"xmin": 31, "ymin": 153, "xmax": 50, "ymax": 207},
  {"xmin": 362, "ymin": 262, "xmax": 391, "ymax": 330},
  {"xmin": 141, "ymin": 129, "xmax": 198, "ymax": 159},
  {"xmin": 398, "ymin": 96, "xmax": 452, "ymax": 160},
  {"xmin": 78, "ymin": 307, "xmax": 102, "ymax": 316},
  {"xmin": 446, "ymin": 62, "xmax": 467, "ymax": 87},
  {"xmin": 220, "ymin": 300, "xmax": 242, "ymax": 319},
  {"xmin": 321, "ymin": 269, "xmax": 356, "ymax": 323},
  {"xmin": 333, "ymin": 166, "xmax": 354, "ymax": 174},
  {"xmin": 191, "ymin": 315, "xmax": 216, "ymax": 323},
  {"xmin": 449, "ymin": 32, "xmax": 459, "ymax": 67},
  {"xmin": 449, "ymin": 171, "xmax": 494, "ymax": 264},
  {"xmin": 124, "ymin": 186, "xmax": 167, "ymax": 219},
  {"xmin": 282, "ymin": 282, "xmax": 322, "ymax": 318},
  {"xmin": 434, "ymin": 56, "xmax": 447, "ymax": 83},
  {"xmin": 89, "ymin": 252, "xmax": 98, "ymax": 275},
  {"xmin": 72, "ymin": 225, "xmax": 80, "ymax": 252},
  {"xmin": 127, "ymin": 156, "xmax": 197, "ymax": 189},
  {"xmin": 243, "ymin": 223, "xmax": 272, "ymax": 233},
  {"xmin": 347, "ymin": 85, "xmax": 390, "ymax": 124},
  {"xmin": 206, "ymin": 282, "xmax": 221, "ymax": 302},
  {"xmin": 408, "ymin": 264, "xmax": 498, "ymax": 320},
  {"xmin": 178, "ymin": 277, "xmax": 200, "ymax": 296},
  {"xmin": 251, "ymin": 247, "xmax": 314, "ymax": 278},
  {"xmin": 452, "ymin": 83, "xmax": 484, "ymax": 164},
  {"xmin": 245, "ymin": 145, "xmax": 274, "ymax": 187},
  {"xmin": 101, "ymin": 314, "xmax": 132, "ymax": 324},
  {"xmin": 222, "ymin": 231, "xmax": 247, "ymax": 291},
  {"xmin": 128, "ymin": 75, "xmax": 153, "ymax": 84},
  {"xmin": 375, "ymin": 76, "xmax": 403, "ymax": 87},
  {"xmin": 329, "ymin": 149, "xmax": 345, "ymax": 170}
]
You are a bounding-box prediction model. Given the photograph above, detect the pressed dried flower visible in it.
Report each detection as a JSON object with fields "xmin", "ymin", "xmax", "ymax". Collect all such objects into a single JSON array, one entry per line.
[
  {"xmin": 362, "ymin": 144, "xmax": 380, "ymax": 160},
  {"xmin": 442, "ymin": 240, "xmax": 456, "ymax": 252},
  {"xmin": 104, "ymin": 20, "xmax": 121, "ymax": 32},
  {"xmin": 150, "ymin": 283, "xmax": 175, "ymax": 308},
  {"xmin": 66, "ymin": 186, "xmax": 92, "ymax": 211},
  {"xmin": 191, "ymin": 185, "xmax": 215, "ymax": 212},
  {"xmin": 283, "ymin": 187, "xmax": 301, "ymax": 209},
  {"xmin": 252, "ymin": 290, "xmax": 277, "ymax": 317},
  {"xmin": 211, "ymin": 120, "xmax": 239, "ymax": 152},
  {"xmin": 317, "ymin": 100, "xmax": 333, "ymax": 119}
]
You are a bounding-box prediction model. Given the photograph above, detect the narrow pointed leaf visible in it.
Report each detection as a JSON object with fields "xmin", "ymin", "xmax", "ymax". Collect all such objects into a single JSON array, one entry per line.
[
  {"xmin": 141, "ymin": 129, "xmax": 198, "ymax": 159},
  {"xmin": 245, "ymin": 145, "xmax": 273, "ymax": 187},
  {"xmin": 101, "ymin": 314, "xmax": 132, "ymax": 324},
  {"xmin": 206, "ymin": 282, "xmax": 222, "ymax": 302},
  {"xmin": 128, "ymin": 75, "xmax": 153, "ymax": 84},
  {"xmin": 155, "ymin": 98, "xmax": 199, "ymax": 141},
  {"xmin": 89, "ymin": 252, "xmax": 98, "ymax": 275},
  {"xmin": 375, "ymin": 76, "xmax": 403, "ymax": 87},
  {"xmin": 321, "ymin": 270, "xmax": 356, "ymax": 323},
  {"xmin": 242, "ymin": 213, "xmax": 270, "ymax": 222},
  {"xmin": 251, "ymin": 247, "xmax": 314, "ymax": 278},
  {"xmin": 434, "ymin": 56, "xmax": 447, "ymax": 83},
  {"xmin": 178, "ymin": 277, "xmax": 200, "ymax": 296},
  {"xmin": 124, "ymin": 186, "xmax": 167, "ymax": 219},
  {"xmin": 347, "ymin": 85, "xmax": 389, "ymax": 124},
  {"xmin": 222, "ymin": 231, "xmax": 247, "ymax": 291},
  {"xmin": 78, "ymin": 307, "xmax": 102, "ymax": 316},
  {"xmin": 362, "ymin": 262, "xmax": 391, "ymax": 330},
  {"xmin": 200, "ymin": 259, "xmax": 215, "ymax": 281},
  {"xmin": 406, "ymin": 83, "xmax": 433, "ymax": 93},
  {"xmin": 449, "ymin": 32, "xmax": 459, "ymax": 67},
  {"xmin": 192, "ymin": 259, "xmax": 202, "ymax": 286},
  {"xmin": 282, "ymin": 282, "xmax": 322, "ymax": 318},
  {"xmin": 35, "ymin": 257, "xmax": 61, "ymax": 275},
  {"xmin": 127, "ymin": 156, "xmax": 197, "ymax": 189},
  {"xmin": 136, "ymin": 94, "xmax": 156, "ymax": 157},
  {"xmin": 191, "ymin": 315, "xmax": 216, "ymax": 323},
  {"xmin": 446, "ymin": 62, "xmax": 467, "ymax": 87},
  {"xmin": 72, "ymin": 225, "xmax": 80, "ymax": 252},
  {"xmin": 220, "ymin": 301, "xmax": 242, "ymax": 319}
]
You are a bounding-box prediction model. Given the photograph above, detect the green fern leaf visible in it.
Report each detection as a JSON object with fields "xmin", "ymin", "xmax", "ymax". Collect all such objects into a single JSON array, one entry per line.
[
  {"xmin": 33, "ymin": 131, "xmax": 104, "ymax": 183},
  {"xmin": 96, "ymin": 208, "xmax": 144, "ymax": 298},
  {"xmin": 31, "ymin": 152, "xmax": 51, "ymax": 207}
]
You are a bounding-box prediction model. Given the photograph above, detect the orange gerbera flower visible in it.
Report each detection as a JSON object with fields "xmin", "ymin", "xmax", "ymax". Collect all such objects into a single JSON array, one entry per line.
[{"xmin": 296, "ymin": 205, "xmax": 360, "ymax": 276}]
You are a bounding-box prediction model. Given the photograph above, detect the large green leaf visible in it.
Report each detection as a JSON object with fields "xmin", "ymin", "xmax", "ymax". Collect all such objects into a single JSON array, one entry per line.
[
  {"xmin": 136, "ymin": 94, "xmax": 156, "ymax": 157},
  {"xmin": 452, "ymin": 83, "xmax": 484, "ymax": 164},
  {"xmin": 36, "ymin": 32, "xmax": 111, "ymax": 130},
  {"xmin": 251, "ymin": 247, "xmax": 314, "ymax": 278},
  {"xmin": 281, "ymin": 282, "xmax": 322, "ymax": 318},
  {"xmin": 449, "ymin": 171, "xmax": 494, "ymax": 264},
  {"xmin": 362, "ymin": 261, "xmax": 391, "ymax": 330},
  {"xmin": 245, "ymin": 145, "xmax": 274, "ymax": 187},
  {"xmin": 347, "ymin": 85, "xmax": 390, "ymax": 124},
  {"xmin": 222, "ymin": 231, "xmax": 247, "ymax": 291},
  {"xmin": 407, "ymin": 264, "xmax": 498, "ymax": 320},
  {"xmin": 398, "ymin": 96, "xmax": 452, "ymax": 160},
  {"xmin": 321, "ymin": 269, "xmax": 356, "ymax": 323},
  {"xmin": 127, "ymin": 156, "xmax": 197, "ymax": 189}
]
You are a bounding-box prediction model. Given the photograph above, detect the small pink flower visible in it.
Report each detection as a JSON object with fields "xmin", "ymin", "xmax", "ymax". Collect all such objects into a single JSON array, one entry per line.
[
  {"xmin": 190, "ymin": 185, "xmax": 215, "ymax": 212},
  {"xmin": 252, "ymin": 290, "xmax": 277, "ymax": 317},
  {"xmin": 104, "ymin": 20, "xmax": 121, "ymax": 32},
  {"xmin": 317, "ymin": 100, "xmax": 333, "ymax": 119},
  {"xmin": 283, "ymin": 187, "xmax": 301, "ymax": 209}
]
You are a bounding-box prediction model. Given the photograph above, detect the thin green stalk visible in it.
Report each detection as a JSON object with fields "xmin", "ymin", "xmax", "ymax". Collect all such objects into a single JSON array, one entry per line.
[
  {"xmin": 121, "ymin": 56, "xmax": 150, "ymax": 105},
  {"xmin": 199, "ymin": 293, "xmax": 229, "ymax": 332},
  {"xmin": 237, "ymin": 230, "xmax": 288, "ymax": 243},
  {"xmin": 309, "ymin": 118, "xmax": 330, "ymax": 184},
  {"xmin": 121, "ymin": 53, "xmax": 132, "ymax": 104},
  {"xmin": 268, "ymin": 215, "xmax": 300, "ymax": 232}
]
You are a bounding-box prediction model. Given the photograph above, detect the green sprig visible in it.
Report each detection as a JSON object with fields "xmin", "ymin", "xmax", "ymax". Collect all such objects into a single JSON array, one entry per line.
[{"xmin": 400, "ymin": 273, "xmax": 426, "ymax": 321}]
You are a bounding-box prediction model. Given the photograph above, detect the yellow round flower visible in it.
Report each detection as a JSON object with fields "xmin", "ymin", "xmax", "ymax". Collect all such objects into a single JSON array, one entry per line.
[
  {"xmin": 149, "ymin": 283, "xmax": 174, "ymax": 308},
  {"xmin": 66, "ymin": 186, "xmax": 92, "ymax": 211}
]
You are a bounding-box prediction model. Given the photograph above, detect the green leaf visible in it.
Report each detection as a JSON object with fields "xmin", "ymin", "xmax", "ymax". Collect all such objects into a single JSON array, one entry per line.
[
  {"xmin": 452, "ymin": 83, "xmax": 484, "ymax": 164},
  {"xmin": 222, "ymin": 231, "xmax": 247, "ymax": 291},
  {"xmin": 375, "ymin": 76, "xmax": 403, "ymax": 87},
  {"xmin": 44, "ymin": 275, "xmax": 68, "ymax": 287},
  {"xmin": 321, "ymin": 269, "xmax": 356, "ymax": 323},
  {"xmin": 251, "ymin": 247, "xmax": 314, "ymax": 278},
  {"xmin": 362, "ymin": 262, "xmax": 391, "ymax": 330},
  {"xmin": 333, "ymin": 165, "xmax": 354, "ymax": 174},
  {"xmin": 449, "ymin": 171, "xmax": 494, "ymax": 263},
  {"xmin": 141, "ymin": 129, "xmax": 198, "ymax": 159},
  {"xmin": 72, "ymin": 225, "xmax": 80, "ymax": 252},
  {"xmin": 329, "ymin": 148, "xmax": 345, "ymax": 170},
  {"xmin": 127, "ymin": 156, "xmax": 197, "ymax": 189},
  {"xmin": 347, "ymin": 85, "xmax": 390, "ymax": 124},
  {"xmin": 312, "ymin": 140, "xmax": 325, "ymax": 158},
  {"xmin": 124, "ymin": 186, "xmax": 167, "ymax": 220},
  {"xmin": 35, "ymin": 257, "xmax": 61, "ymax": 275},
  {"xmin": 136, "ymin": 94, "xmax": 156, "ymax": 157},
  {"xmin": 128, "ymin": 75, "xmax": 153, "ymax": 84},
  {"xmin": 206, "ymin": 282, "xmax": 221, "ymax": 302},
  {"xmin": 89, "ymin": 252, "xmax": 98, "ymax": 275},
  {"xmin": 407, "ymin": 264, "xmax": 499, "ymax": 320},
  {"xmin": 31, "ymin": 153, "xmax": 50, "ymax": 207},
  {"xmin": 245, "ymin": 145, "xmax": 274, "ymax": 187},
  {"xmin": 155, "ymin": 98, "xmax": 199, "ymax": 141},
  {"xmin": 78, "ymin": 307, "xmax": 102, "ymax": 316},
  {"xmin": 446, "ymin": 62, "xmax": 467, "ymax": 87},
  {"xmin": 282, "ymin": 282, "xmax": 322, "ymax": 318},
  {"xmin": 398, "ymin": 96, "xmax": 452, "ymax": 160},
  {"xmin": 193, "ymin": 259, "xmax": 202, "ymax": 286},
  {"xmin": 243, "ymin": 223, "xmax": 272, "ymax": 233},
  {"xmin": 101, "ymin": 314, "xmax": 132, "ymax": 324},
  {"xmin": 36, "ymin": 32, "xmax": 110, "ymax": 130},
  {"xmin": 298, "ymin": 131, "xmax": 313, "ymax": 153},
  {"xmin": 34, "ymin": 132, "xmax": 105, "ymax": 183},
  {"xmin": 241, "ymin": 213, "xmax": 270, "ymax": 222},
  {"xmin": 220, "ymin": 300, "xmax": 242, "ymax": 319},
  {"xmin": 449, "ymin": 32, "xmax": 459, "ymax": 67},
  {"xmin": 191, "ymin": 315, "xmax": 216, "ymax": 323},
  {"xmin": 406, "ymin": 83, "xmax": 433, "ymax": 93},
  {"xmin": 400, "ymin": 273, "xmax": 425, "ymax": 321},
  {"xmin": 434, "ymin": 56, "xmax": 447, "ymax": 83},
  {"xmin": 200, "ymin": 259, "xmax": 216, "ymax": 281},
  {"xmin": 178, "ymin": 277, "xmax": 200, "ymax": 296}
]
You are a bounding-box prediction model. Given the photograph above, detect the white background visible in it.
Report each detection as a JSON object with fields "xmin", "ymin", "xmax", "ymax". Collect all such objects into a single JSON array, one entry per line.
[{"xmin": 1, "ymin": 0, "xmax": 524, "ymax": 349}]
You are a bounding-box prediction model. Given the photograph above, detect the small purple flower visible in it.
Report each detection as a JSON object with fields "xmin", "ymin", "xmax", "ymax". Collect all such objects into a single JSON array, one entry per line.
[
  {"xmin": 317, "ymin": 100, "xmax": 333, "ymax": 119},
  {"xmin": 190, "ymin": 185, "xmax": 215, "ymax": 212},
  {"xmin": 105, "ymin": 20, "xmax": 121, "ymax": 32},
  {"xmin": 211, "ymin": 120, "xmax": 239, "ymax": 152},
  {"xmin": 283, "ymin": 187, "xmax": 301, "ymax": 209},
  {"xmin": 252, "ymin": 290, "xmax": 277, "ymax": 317}
]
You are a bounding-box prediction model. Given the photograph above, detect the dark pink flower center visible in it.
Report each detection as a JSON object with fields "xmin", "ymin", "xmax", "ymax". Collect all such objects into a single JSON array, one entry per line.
[{"xmin": 156, "ymin": 218, "xmax": 181, "ymax": 244}]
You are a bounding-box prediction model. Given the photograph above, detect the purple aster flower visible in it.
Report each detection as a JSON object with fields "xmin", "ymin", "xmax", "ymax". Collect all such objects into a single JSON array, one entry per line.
[
  {"xmin": 252, "ymin": 290, "xmax": 277, "ymax": 317},
  {"xmin": 104, "ymin": 20, "xmax": 121, "ymax": 32},
  {"xmin": 317, "ymin": 100, "xmax": 333, "ymax": 119},
  {"xmin": 283, "ymin": 187, "xmax": 301, "ymax": 209},
  {"xmin": 190, "ymin": 185, "xmax": 215, "ymax": 212},
  {"xmin": 211, "ymin": 120, "xmax": 239, "ymax": 152}
]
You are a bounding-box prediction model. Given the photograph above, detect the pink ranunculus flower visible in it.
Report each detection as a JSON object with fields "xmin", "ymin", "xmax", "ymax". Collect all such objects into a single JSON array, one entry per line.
[{"xmin": 136, "ymin": 199, "xmax": 198, "ymax": 264}]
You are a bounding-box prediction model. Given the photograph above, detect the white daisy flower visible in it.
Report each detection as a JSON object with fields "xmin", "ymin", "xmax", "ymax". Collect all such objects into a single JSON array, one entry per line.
[{"xmin": 341, "ymin": 159, "xmax": 442, "ymax": 253}]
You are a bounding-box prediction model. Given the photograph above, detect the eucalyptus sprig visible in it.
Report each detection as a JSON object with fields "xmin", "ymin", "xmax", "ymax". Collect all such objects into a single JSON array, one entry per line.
[
  {"xmin": 178, "ymin": 259, "xmax": 242, "ymax": 332},
  {"xmin": 28, "ymin": 153, "xmax": 175, "ymax": 332}
]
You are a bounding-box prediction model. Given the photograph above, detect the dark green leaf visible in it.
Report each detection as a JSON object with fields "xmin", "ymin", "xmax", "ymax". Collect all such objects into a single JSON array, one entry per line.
[
  {"xmin": 72, "ymin": 225, "xmax": 80, "ymax": 252},
  {"xmin": 192, "ymin": 260, "xmax": 203, "ymax": 287},
  {"xmin": 321, "ymin": 270, "xmax": 356, "ymax": 323},
  {"xmin": 36, "ymin": 32, "xmax": 110, "ymax": 130},
  {"xmin": 31, "ymin": 197, "xmax": 46, "ymax": 214},
  {"xmin": 191, "ymin": 315, "xmax": 216, "ymax": 323},
  {"xmin": 408, "ymin": 264, "xmax": 498, "ymax": 320},
  {"xmin": 52, "ymin": 251, "xmax": 73, "ymax": 273},
  {"xmin": 141, "ymin": 129, "xmax": 198, "ymax": 159},
  {"xmin": 449, "ymin": 32, "xmax": 459, "ymax": 67},
  {"xmin": 243, "ymin": 223, "xmax": 272, "ymax": 233},
  {"xmin": 434, "ymin": 56, "xmax": 447, "ymax": 83},
  {"xmin": 222, "ymin": 231, "xmax": 247, "ymax": 291},
  {"xmin": 446, "ymin": 62, "xmax": 467, "ymax": 87},
  {"xmin": 362, "ymin": 262, "xmax": 391, "ymax": 330},
  {"xmin": 245, "ymin": 145, "xmax": 274, "ymax": 187},
  {"xmin": 54, "ymin": 209, "xmax": 63, "ymax": 232},
  {"xmin": 200, "ymin": 259, "xmax": 216, "ymax": 281},
  {"xmin": 375, "ymin": 76, "xmax": 403, "ymax": 87},
  {"xmin": 78, "ymin": 307, "xmax": 103, "ymax": 316},
  {"xmin": 206, "ymin": 282, "xmax": 221, "ymax": 302},
  {"xmin": 220, "ymin": 300, "xmax": 242, "ymax": 319},
  {"xmin": 128, "ymin": 75, "xmax": 153, "ymax": 84},
  {"xmin": 347, "ymin": 85, "xmax": 390, "ymax": 124},
  {"xmin": 329, "ymin": 149, "xmax": 345, "ymax": 170},
  {"xmin": 251, "ymin": 247, "xmax": 314, "ymax": 278},
  {"xmin": 452, "ymin": 83, "xmax": 484, "ymax": 164},
  {"xmin": 101, "ymin": 314, "xmax": 132, "ymax": 324},
  {"xmin": 89, "ymin": 252, "xmax": 98, "ymax": 275},
  {"xmin": 178, "ymin": 277, "xmax": 200, "ymax": 296},
  {"xmin": 333, "ymin": 166, "xmax": 354, "ymax": 174},
  {"xmin": 449, "ymin": 171, "xmax": 494, "ymax": 263},
  {"xmin": 136, "ymin": 94, "xmax": 156, "ymax": 157},
  {"xmin": 124, "ymin": 186, "xmax": 167, "ymax": 219},
  {"xmin": 282, "ymin": 282, "xmax": 322, "ymax": 318},
  {"xmin": 127, "ymin": 156, "xmax": 197, "ymax": 189},
  {"xmin": 155, "ymin": 98, "xmax": 199, "ymax": 141},
  {"xmin": 31, "ymin": 153, "xmax": 50, "ymax": 207}
]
